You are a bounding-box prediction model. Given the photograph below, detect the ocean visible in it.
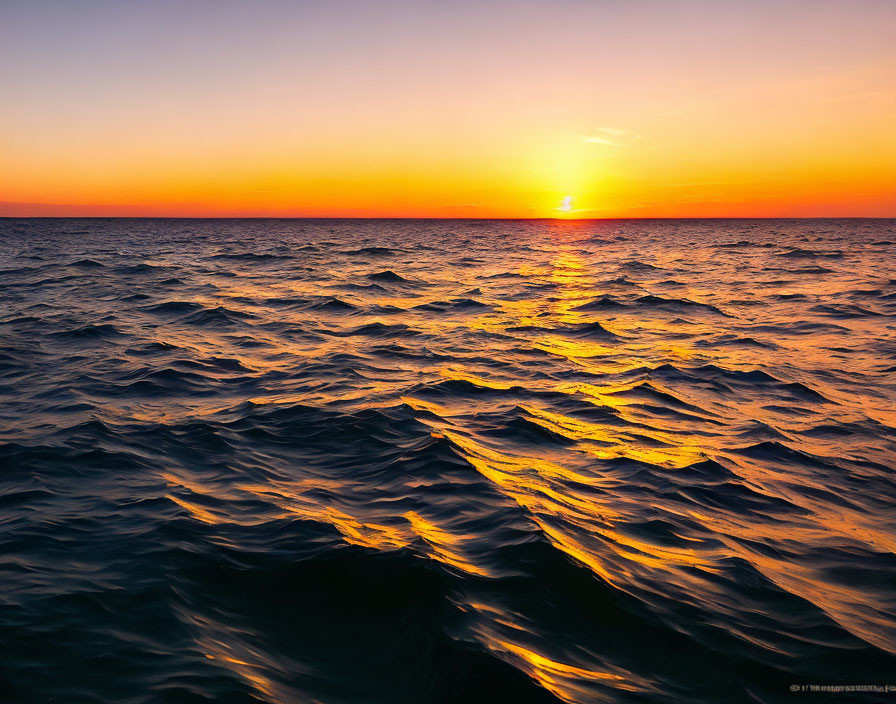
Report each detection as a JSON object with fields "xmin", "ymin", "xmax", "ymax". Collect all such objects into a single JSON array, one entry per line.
[{"xmin": 1, "ymin": 218, "xmax": 895, "ymax": 703}]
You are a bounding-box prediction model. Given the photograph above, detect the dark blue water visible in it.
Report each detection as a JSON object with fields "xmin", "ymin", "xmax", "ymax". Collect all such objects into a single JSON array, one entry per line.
[{"xmin": 2, "ymin": 218, "xmax": 895, "ymax": 703}]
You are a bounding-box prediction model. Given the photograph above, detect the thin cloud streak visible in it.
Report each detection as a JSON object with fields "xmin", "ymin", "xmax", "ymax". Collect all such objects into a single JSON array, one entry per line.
[
  {"xmin": 582, "ymin": 127, "xmax": 632, "ymax": 146},
  {"xmin": 582, "ymin": 136, "xmax": 622, "ymax": 146}
]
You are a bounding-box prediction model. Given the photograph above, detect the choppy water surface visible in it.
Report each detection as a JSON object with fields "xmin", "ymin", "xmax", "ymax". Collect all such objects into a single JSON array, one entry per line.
[{"xmin": 2, "ymin": 218, "xmax": 895, "ymax": 703}]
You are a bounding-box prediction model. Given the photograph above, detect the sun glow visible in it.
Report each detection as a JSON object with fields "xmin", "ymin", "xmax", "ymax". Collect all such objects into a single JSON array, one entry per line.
[{"xmin": 1, "ymin": 1, "xmax": 894, "ymax": 217}]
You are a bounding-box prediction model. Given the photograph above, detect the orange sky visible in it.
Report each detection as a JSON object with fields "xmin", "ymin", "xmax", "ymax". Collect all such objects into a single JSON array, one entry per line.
[{"xmin": 1, "ymin": 0, "xmax": 894, "ymax": 218}]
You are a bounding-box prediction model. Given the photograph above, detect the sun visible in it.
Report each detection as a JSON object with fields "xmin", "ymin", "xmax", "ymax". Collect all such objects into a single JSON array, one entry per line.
[{"xmin": 559, "ymin": 195, "xmax": 573, "ymax": 214}]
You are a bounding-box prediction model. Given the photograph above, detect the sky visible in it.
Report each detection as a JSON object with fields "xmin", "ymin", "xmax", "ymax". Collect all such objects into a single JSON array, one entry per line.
[{"xmin": 1, "ymin": 0, "xmax": 895, "ymax": 218}]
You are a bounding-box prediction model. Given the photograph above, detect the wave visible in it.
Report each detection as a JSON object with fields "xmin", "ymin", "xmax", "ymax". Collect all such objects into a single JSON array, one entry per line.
[
  {"xmin": 367, "ymin": 269, "xmax": 414, "ymax": 283},
  {"xmin": 809, "ymin": 303, "xmax": 886, "ymax": 318},
  {"xmin": 141, "ymin": 300, "xmax": 204, "ymax": 314},
  {"xmin": 573, "ymin": 294, "xmax": 730, "ymax": 316},
  {"xmin": 209, "ymin": 252, "xmax": 294, "ymax": 261},
  {"xmin": 341, "ymin": 246, "xmax": 397, "ymax": 256},
  {"xmin": 49, "ymin": 322, "xmax": 123, "ymax": 338},
  {"xmin": 507, "ymin": 320, "xmax": 618, "ymax": 339},
  {"xmin": 414, "ymin": 298, "xmax": 490, "ymax": 312},
  {"xmin": 181, "ymin": 305, "xmax": 258, "ymax": 327},
  {"xmin": 323, "ymin": 321, "xmax": 419, "ymax": 338},
  {"xmin": 67, "ymin": 258, "xmax": 105, "ymax": 268}
]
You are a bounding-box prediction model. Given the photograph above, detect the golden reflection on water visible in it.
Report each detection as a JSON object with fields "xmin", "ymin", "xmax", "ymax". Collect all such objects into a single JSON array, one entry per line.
[
  {"xmin": 135, "ymin": 227, "xmax": 896, "ymax": 703},
  {"xmin": 404, "ymin": 510, "xmax": 494, "ymax": 577},
  {"xmin": 487, "ymin": 638, "xmax": 637, "ymax": 704},
  {"xmin": 192, "ymin": 616, "xmax": 311, "ymax": 703},
  {"xmin": 166, "ymin": 493, "xmax": 219, "ymax": 525}
]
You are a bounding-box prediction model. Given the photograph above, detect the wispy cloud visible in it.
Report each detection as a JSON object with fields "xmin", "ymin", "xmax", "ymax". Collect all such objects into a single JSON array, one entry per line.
[
  {"xmin": 582, "ymin": 126, "xmax": 630, "ymax": 146},
  {"xmin": 582, "ymin": 136, "xmax": 621, "ymax": 146}
]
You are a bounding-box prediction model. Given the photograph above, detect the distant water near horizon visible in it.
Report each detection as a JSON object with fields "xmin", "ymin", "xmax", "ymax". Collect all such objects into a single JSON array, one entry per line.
[{"xmin": 2, "ymin": 218, "xmax": 895, "ymax": 703}]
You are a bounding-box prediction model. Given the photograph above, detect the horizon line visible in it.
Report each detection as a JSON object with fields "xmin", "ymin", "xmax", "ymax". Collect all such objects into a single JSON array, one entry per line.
[{"xmin": 2, "ymin": 215, "xmax": 895, "ymax": 221}]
